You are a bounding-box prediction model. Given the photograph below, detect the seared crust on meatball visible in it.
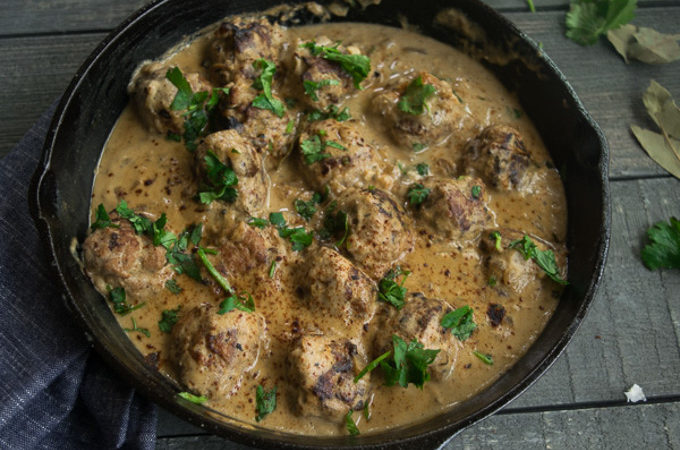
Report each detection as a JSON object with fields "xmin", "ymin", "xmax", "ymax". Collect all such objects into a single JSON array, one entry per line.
[
  {"xmin": 171, "ymin": 304, "xmax": 266, "ymax": 399},
  {"xmin": 129, "ymin": 62, "xmax": 212, "ymax": 136},
  {"xmin": 373, "ymin": 293, "xmax": 459, "ymax": 380},
  {"xmin": 461, "ymin": 125, "xmax": 532, "ymax": 190},
  {"xmin": 371, "ymin": 72, "xmax": 465, "ymax": 149},
  {"xmin": 299, "ymin": 246, "xmax": 378, "ymax": 328},
  {"xmin": 298, "ymin": 119, "xmax": 390, "ymax": 194},
  {"xmin": 335, "ymin": 188, "xmax": 414, "ymax": 279},
  {"xmin": 83, "ymin": 215, "xmax": 173, "ymax": 301},
  {"xmin": 414, "ymin": 176, "xmax": 492, "ymax": 244},
  {"xmin": 289, "ymin": 335, "xmax": 370, "ymax": 419},
  {"xmin": 194, "ymin": 130, "xmax": 268, "ymax": 216},
  {"xmin": 208, "ymin": 17, "xmax": 284, "ymax": 85}
]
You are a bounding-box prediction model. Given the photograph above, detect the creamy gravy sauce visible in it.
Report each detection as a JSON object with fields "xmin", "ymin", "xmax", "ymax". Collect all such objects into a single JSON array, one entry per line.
[{"xmin": 91, "ymin": 21, "xmax": 566, "ymax": 435}]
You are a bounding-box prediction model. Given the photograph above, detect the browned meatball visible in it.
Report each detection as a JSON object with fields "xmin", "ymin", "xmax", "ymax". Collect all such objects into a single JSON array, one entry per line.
[
  {"xmin": 480, "ymin": 228, "xmax": 567, "ymax": 295},
  {"xmin": 460, "ymin": 125, "xmax": 532, "ymax": 190},
  {"xmin": 297, "ymin": 119, "xmax": 391, "ymax": 194},
  {"xmin": 373, "ymin": 293, "xmax": 459, "ymax": 380},
  {"xmin": 414, "ymin": 176, "xmax": 493, "ymax": 245},
  {"xmin": 371, "ymin": 72, "xmax": 465, "ymax": 150},
  {"xmin": 208, "ymin": 17, "xmax": 284, "ymax": 85},
  {"xmin": 298, "ymin": 246, "xmax": 378, "ymax": 329},
  {"xmin": 289, "ymin": 335, "xmax": 370, "ymax": 419},
  {"xmin": 129, "ymin": 62, "xmax": 212, "ymax": 136},
  {"xmin": 334, "ymin": 188, "xmax": 414, "ymax": 279},
  {"xmin": 83, "ymin": 215, "xmax": 173, "ymax": 301},
  {"xmin": 171, "ymin": 304, "xmax": 266, "ymax": 399},
  {"xmin": 194, "ymin": 130, "xmax": 268, "ymax": 216}
]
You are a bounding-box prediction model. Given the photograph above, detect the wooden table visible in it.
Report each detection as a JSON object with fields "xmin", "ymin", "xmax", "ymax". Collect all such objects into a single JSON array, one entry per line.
[{"xmin": 2, "ymin": 1, "xmax": 679, "ymax": 448}]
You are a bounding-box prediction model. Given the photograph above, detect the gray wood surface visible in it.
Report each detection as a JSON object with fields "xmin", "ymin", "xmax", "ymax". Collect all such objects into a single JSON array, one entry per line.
[{"xmin": 3, "ymin": 0, "xmax": 680, "ymax": 448}]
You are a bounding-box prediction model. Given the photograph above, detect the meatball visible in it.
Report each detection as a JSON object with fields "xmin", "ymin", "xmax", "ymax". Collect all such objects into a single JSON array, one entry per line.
[
  {"xmin": 129, "ymin": 62, "xmax": 212, "ymax": 136},
  {"xmin": 299, "ymin": 246, "xmax": 378, "ymax": 328},
  {"xmin": 480, "ymin": 228, "xmax": 566, "ymax": 295},
  {"xmin": 333, "ymin": 188, "xmax": 414, "ymax": 279},
  {"xmin": 373, "ymin": 293, "xmax": 459, "ymax": 380},
  {"xmin": 371, "ymin": 72, "xmax": 465, "ymax": 150},
  {"xmin": 83, "ymin": 215, "xmax": 173, "ymax": 301},
  {"xmin": 208, "ymin": 17, "xmax": 284, "ymax": 85},
  {"xmin": 460, "ymin": 125, "xmax": 532, "ymax": 190},
  {"xmin": 171, "ymin": 304, "xmax": 266, "ymax": 399},
  {"xmin": 289, "ymin": 335, "xmax": 370, "ymax": 419},
  {"xmin": 413, "ymin": 176, "xmax": 493, "ymax": 244},
  {"xmin": 297, "ymin": 119, "xmax": 390, "ymax": 194},
  {"xmin": 194, "ymin": 130, "xmax": 268, "ymax": 216}
]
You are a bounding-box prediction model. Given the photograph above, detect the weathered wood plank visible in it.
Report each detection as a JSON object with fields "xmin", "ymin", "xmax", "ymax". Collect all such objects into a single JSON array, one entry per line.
[{"xmin": 155, "ymin": 402, "xmax": 680, "ymax": 448}]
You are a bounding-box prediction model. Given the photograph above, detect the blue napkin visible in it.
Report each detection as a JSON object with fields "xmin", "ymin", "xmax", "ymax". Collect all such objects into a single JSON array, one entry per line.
[{"xmin": 0, "ymin": 104, "xmax": 157, "ymax": 449}]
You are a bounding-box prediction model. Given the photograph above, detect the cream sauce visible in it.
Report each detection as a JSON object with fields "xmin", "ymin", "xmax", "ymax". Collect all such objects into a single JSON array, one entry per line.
[{"xmin": 90, "ymin": 21, "xmax": 566, "ymax": 435}]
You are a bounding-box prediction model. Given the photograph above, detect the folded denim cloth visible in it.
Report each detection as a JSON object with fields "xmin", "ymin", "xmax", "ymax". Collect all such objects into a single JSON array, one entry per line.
[{"xmin": 0, "ymin": 104, "xmax": 157, "ymax": 450}]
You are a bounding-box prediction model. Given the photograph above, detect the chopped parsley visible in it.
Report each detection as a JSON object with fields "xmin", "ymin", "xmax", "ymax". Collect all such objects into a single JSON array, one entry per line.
[
  {"xmin": 158, "ymin": 307, "xmax": 180, "ymax": 333},
  {"xmin": 441, "ymin": 306, "xmax": 477, "ymax": 341},
  {"xmin": 198, "ymin": 151, "xmax": 238, "ymax": 205},
  {"xmin": 565, "ymin": 0, "xmax": 637, "ymax": 46},
  {"xmin": 300, "ymin": 134, "xmax": 331, "ymax": 164},
  {"xmin": 123, "ymin": 317, "xmax": 150, "ymax": 338},
  {"xmin": 302, "ymin": 42, "xmax": 371, "ymax": 88},
  {"xmin": 107, "ymin": 286, "xmax": 144, "ymax": 316},
  {"xmin": 91, "ymin": 204, "xmax": 118, "ymax": 230},
  {"xmin": 115, "ymin": 200, "xmax": 152, "ymax": 235},
  {"xmin": 326, "ymin": 140, "xmax": 346, "ymax": 151},
  {"xmin": 268, "ymin": 212, "xmax": 286, "ymax": 229},
  {"xmin": 490, "ymin": 231, "xmax": 502, "ymax": 251},
  {"xmin": 377, "ymin": 266, "xmax": 410, "ymax": 309},
  {"xmin": 345, "ymin": 410, "xmax": 360, "ymax": 436},
  {"xmin": 398, "ymin": 76, "xmax": 437, "ymax": 115},
  {"xmin": 488, "ymin": 275, "xmax": 497, "ymax": 287},
  {"xmin": 177, "ymin": 392, "xmax": 207, "ymax": 404},
  {"xmin": 416, "ymin": 163, "xmax": 430, "ymax": 176},
  {"xmin": 509, "ymin": 235, "xmax": 568, "ymax": 285},
  {"xmin": 269, "ymin": 212, "xmax": 314, "ymax": 251},
  {"xmin": 406, "ymin": 183, "xmax": 431, "ymax": 206},
  {"xmin": 303, "ymin": 78, "xmax": 340, "ymax": 102},
  {"xmin": 473, "ymin": 351, "xmax": 494, "ymax": 365},
  {"xmin": 165, "ymin": 225, "xmax": 203, "ymax": 282},
  {"xmin": 412, "ymin": 143, "xmax": 427, "ymax": 151},
  {"xmin": 196, "ymin": 247, "xmax": 233, "ymax": 293},
  {"xmin": 380, "ymin": 335, "xmax": 440, "ymax": 389},
  {"xmin": 294, "ymin": 193, "xmax": 322, "ymax": 220},
  {"xmin": 218, "ymin": 292, "xmax": 255, "ymax": 314},
  {"xmin": 285, "ymin": 119, "xmax": 295, "ymax": 134},
  {"xmin": 307, "ymin": 105, "xmax": 351, "ymax": 122},
  {"xmin": 471, "ymin": 185, "xmax": 482, "ymax": 199},
  {"xmin": 165, "ymin": 279, "xmax": 182, "ymax": 294},
  {"xmin": 251, "ymin": 59, "xmax": 286, "ymax": 117},
  {"xmin": 322, "ymin": 209, "xmax": 350, "ymax": 247},
  {"xmin": 354, "ymin": 350, "xmax": 391, "ymax": 382},
  {"xmin": 255, "ymin": 385, "xmax": 277, "ymax": 422},
  {"xmin": 269, "ymin": 260, "xmax": 277, "ymax": 278},
  {"xmin": 248, "ymin": 217, "xmax": 269, "ymax": 229},
  {"xmin": 641, "ymin": 217, "xmax": 680, "ymax": 270}
]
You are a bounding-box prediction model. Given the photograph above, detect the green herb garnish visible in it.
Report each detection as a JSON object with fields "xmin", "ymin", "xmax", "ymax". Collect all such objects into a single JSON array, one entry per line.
[
  {"xmin": 123, "ymin": 317, "xmax": 150, "ymax": 338},
  {"xmin": 248, "ymin": 217, "xmax": 268, "ymax": 229},
  {"xmin": 565, "ymin": 0, "xmax": 637, "ymax": 46},
  {"xmin": 178, "ymin": 392, "xmax": 207, "ymax": 404},
  {"xmin": 471, "ymin": 185, "xmax": 482, "ymax": 199},
  {"xmin": 308, "ymin": 105, "xmax": 351, "ymax": 122},
  {"xmin": 398, "ymin": 76, "xmax": 437, "ymax": 115},
  {"xmin": 641, "ymin": 217, "xmax": 680, "ymax": 270},
  {"xmin": 345, "ymin": 410, "xmax": 360, "ymax": 436},
  {"xmin": 251, "ymin": 59, "xmax": 285, "ymax": 117},
  {"xmin": 412, "ymin": 143, "xmax": 427, "ymax": 151},
  {"xmin": 322, "ymin": 209, "xmax": 350, "ymax": 247},
  {"xmin": 91, "ymin": 204, "xmax": 119, "ymax": 230},
  {"xmin": 165, "ymin": 279, "xmax": 182, "ymax": 294},
  {"xmin": 198, "ymin": 151, "xmax": 238, "ymax": 205},
  {"xmin": 269, "ymin": 260, "xmax": 277, "ymax": 278},
  {"xmin": 303, "ymin": 78, "xmax": 340, "ymax": 101},
  {"xmin": 473, "ymin": 351, "xmax": 494, "ymax": 365},
  {"xmin": 490, "ymin": 231, "xmax": 502, "ymax": 251},
  {"xmin": 107, "ymin": 286, "xmax": 144, "ymax": 316},
  {"xmin": 255, "ymin": 385, "xmax": 277, "ymax": 422},
  {"xmin": 158, "ymin": 307, "xmax": 180, "ymax": 333},
  {"xmin": 302, "ymin": 42, "xmax": 371, "ymax": 88},
  {"xmin": 196, "ymin": 247, "xmax": 233, "ymax": 293},
  {"xmin": 441, "ymin": 306, "xmax": 476, "ymax": 341},
  {"xmin": 354, "ymin": 350, "xmax": 392, "ymax": 382},
  {"xmin": 416, "ymin": 163, "xmax": 430, "ymax": 176},
  {"xmin": 509, "ymin": 235, "xmax": 568, "ymax": 284},
  {"xmin": 380, "ymin": 335, "xmax": 440, "ymax": 389},
  {"xmin": 300, "ymin": 134, "xmax": 331, "ymax": 164},
  {"xmin": 406, "ymin": 183, "xmax": 431, "ymax": 206},
  {"xmin": 218, "ymin": 292, "xmax": 255, "ymax": 314},
  {"xmin": 377, "ymin": 267, "xmax": 410, "ymax": 309}
]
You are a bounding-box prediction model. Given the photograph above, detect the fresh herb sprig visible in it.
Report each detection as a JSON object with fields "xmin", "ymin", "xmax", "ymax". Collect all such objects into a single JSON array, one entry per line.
[
  {"xmin": 107, "ymin": 286, "xmax": 145, "ymax": 316},
  {"xmin": 91, "ymin": 204, "xmax": 119, "ymax": 230},
  {"xmin": 308, "ymin": 105, "xmax": 351, "ymax": 122},
  {"xmin": 641, "ymin": 217, "xmax": 680, "ymax": 270},
  {"xmin": 251, "ymin": 59, "xmax": 286, "ymax": 117},
  {"xmin": 398, "ymin": 76, "xmax": 437, "ymax": 115},
  {"xmin": 303, "ymin": 78, "xmax": 340, "ymax": 101},
  {"xmin": 158, "ymin": 307, "xmax": 180, "ymax": 333},
  {"xmin": 345, "ymin": 410, "xmax": 360, "ymax": 436},
  {"xmin": 509, "ymin": 235, "xmax": 568, "ymax": 285},
  {"xmin": 440, "ymin": 306, "xmax": 476, "ymax": 341},
  {"xmin": 565, "ymin": 0, "xmax": 637, "ymax": 46},
  {"xmin": 198, "ymin": 151, "xmax": 238, "ymax": 205},
  {"xmin": 178, "ymin": 392, "xmax": 207, "ymax": 404},
  {"xmin": 406, "ymin": 183, "xmax": 431, "ymax": 206},
  {"xmin": 377, "ymin": 267, "xmax": 411, "ymax": 309},
  {"xmin": 218, "ymin": 292, "xmax": 256, "ymax": 314},
  {"xmin": 123, "ymin": 317, "xmax": 150, "ymax": 338},
  {"xmin": 255, "ymin": 385, "xmax": 277, "ymax": 421},
  {"xmin": 302, "ymin": 42, "xmax": 371, "ymax": 88}
]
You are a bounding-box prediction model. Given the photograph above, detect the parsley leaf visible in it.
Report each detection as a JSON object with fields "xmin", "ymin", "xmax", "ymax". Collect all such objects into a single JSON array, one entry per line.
[
  {"xmin": 473, "ymin": 351, "xmax": 494, "ymax": 365},
  {"xmin": 322, "ymin": 209, "xmax": 350, "ymax": 247},
  {"xmin": 196, "ymin": 247, "xmax": 233, "ymax": 294},
  {"xmin": 416, "ymin": 163, "xmax": 430, "ymax": 176},
  {"xmin": 565, "ymin": 0, "xmax": 637, "ymax": 46},
  {"xmin": 269, "ymin": 212, "xmax": 286, "ymax": 229},
  {"xmin": 441, "ymin": 306, "xmax": 477, "ymax": 341},
  {"xmin": 165, "ymin": 279, "xmax": 182, "ymax": 294},
  {"xmin": 354, "ymin": 350, "xmax": 391, "ymax": 382},
  {"xmin": 158, "ymin": 307, "xmax": 180, "ymax": 333},
  {"xmin": 377, "ymin": 267, "xmax": 410, "ymax": 309},
  {"xmin": 308, "ymin": 105, "xmax": 351, "ymax": 122},
  {"xmin": 115, "ymin": 200, "xmax": 152, "ymax": 235},
  {"xmin": 165, "ymin": 225, "xmax": 203, "ymax": 281},
  {"xmin": 248, "ymin": 217, "xmax": 269, "ymax": 229},
  {"xmin": 165, "ymin": 67, "xmax": 193, "ymax": 111},
  {"xmin": 509, "ymin": 235, "xmax": 568, "ymax": 284},
  {"xmin": 251, "ymin": 59, "xmax": 286, "ymax": 117},
  {"xmin": 198, "ymin": 151, "xmax": 238, "ymax": 205},
  {"xmin": 345, "ymin": 410, "xmax": 360, "ymax": 436},
  {"xmin": 268, "ymin": 212, "xmax": 314, "ymax": 251},
  {"xmin": 255, "ymin": 385, "xmax": 277, "ymax": 422},
  {"xmin": 302, "ymin": 42, "xmax": 371, "ymax": 88},
  {"xmin": 398, "ymin": 76, "xmax": 437, "ymax": 115},
  {"xmin": 490, "ymin": 231, "xmax": 502, "ymax": 251},
  {"xmin": 269, "ymin": 260, "xmax": 277, "ymax": 278},
  {"xmin": 406, "ymin": 183, "xmax": 431, "ymax": 206},
  {"xmin": 178, "ymin": 392, "xmax": 207, "ymax": 404},
  {"xmin": 294, "ymin": 198, "xmax": 318, "ymax": 221},
  {"xmin": 300, "ymin": 134, "xmax": 331, "ymax": 164},
  {"xmin": 641, "ymin": 217, "xmax": 680, "ymax": 270},
  {"xmin": 303, "ymin": 79, "xmax": 340, "ymax": 102},
  {"xmin": 107, "ymin": 286, "xmax": 144, "ymax": 315},
  {"xmin": 91, "ymin": 204, "xmax": 119, "ymax": 230},
  {"xmin": 218, "ymin": 292, "xmax": 256, "ymax": 314},
  {"xmin": 471, "ymin": 185, "xmax": 482, "ymax": 199},
  {"xmin": 380, "ymin": 335, "xmax": 440, "ymax": 389},
  {"xmin": 123, "ymin": 317, "xmax": 150, "ymax": 338}
]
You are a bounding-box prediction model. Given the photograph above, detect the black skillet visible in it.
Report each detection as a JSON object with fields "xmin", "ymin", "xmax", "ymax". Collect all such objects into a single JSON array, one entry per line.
[{"xmin": 29, "ymin": 0, "xmax": 610, "ymax": 448}]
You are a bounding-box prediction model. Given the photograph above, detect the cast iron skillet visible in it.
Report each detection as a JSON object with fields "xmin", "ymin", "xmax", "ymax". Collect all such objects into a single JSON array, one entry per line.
[{"xmin": 29, "ymin": 0, "xmax": 611, "ymax": 448}]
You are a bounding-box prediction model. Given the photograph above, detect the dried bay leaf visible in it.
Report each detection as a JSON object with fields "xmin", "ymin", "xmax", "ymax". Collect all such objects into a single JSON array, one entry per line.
[
  {"xmin": 607, "ymin": 25, "xmax": 680, "ymax": 64},
  {"xmin": 631, "ymin": 126, "xmax": 680, "ymax": 178}
]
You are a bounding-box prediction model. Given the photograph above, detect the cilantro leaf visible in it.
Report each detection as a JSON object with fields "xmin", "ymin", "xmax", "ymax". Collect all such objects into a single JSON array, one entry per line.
[
  {"xmin": 345, "ymin": 410, "xmax": 360, "ymax": 436},
  {"xmin": 565, "ymin": 0, "xmax": 637, "ymax": 46},
  {"xmin": 165, "ymin": 279, "xmax": 182, "ymax": 294},
  {"xmin": 251, "ymin": 59, "xmax": 285, "ymax": 117},
  {"xmin": 294, "ymin": 197, "xmax": 320, "ymax": 220},
  {"xmin": 473, "ymin": 350, "xmax": 494, "ymax": 365},
  {"xmin": 268, "ymin": 212, "xmax": 286, "ymax": 229},
  {"xmin": 471, "ymin": 185, "xmax": 482, "ymax": 199},
  {"xmin": 107, "ymin": 286, "xmax": 144, "ymax": 315},
  {"xmin": 300, "ymin": 134, "xmax": 331, "ymax": 164},
  {"xmin": 91, "ymin": 204, "xmax": 119, "ymax": 230},
  {"xmin": 490, "ymin": 231, "xmax": 502, "ymax": 251},
  {"xmin": 302, "ymin": 42, "xmax": 371, "ymax": 88},
  {"xmin": 641, "ymin": 217, "xmax": 680, "ymax": 270},
  {"xmin": 196, "ymin": 247, "xmax": 233, "ymax": 294},
  {"xmin": 248, "ymin": 217, "xmax": 269, "ymax": 229},
  {"xmin": 178, "ymin": 391, "xmax": 207, "ymax": 404},
  {"xmin": 269, "ymin": 260, "xmax": 277, "ymax": 278},
  {"xmin": 416, "ymin": 163, "xmax": 430, "ymax": 176},
  {"xmin": 282, "ymin": 227, "xmax": 314, "ymax": 251},
  {"xmin": 198, "ymin": 151, "xmax": 238, "ymax": 205},
  {"xmin": 255, "ymin": 385, "xmax": 277, "ymax": 422},
  {"xmin": 218, "ymin": 292, "xmax": 256, "ymax": 314},
  {"xmin": 354, "ymin": 350, "xmax": 391, "ymax": 382},
  {"xmin": 377, "ymin": 267, "xmax": 410, "ymax": 309},
  {"xmin": 509, "ymin": 235, "xmax": 568, "ymax": 284},
  {"xmin": 158, "ymin": 307, "xmax": 180, "ymax": 333},
  {"xmin": 441, "ymin": 306, "xmax": 477, "ymax": 341},
  {"xmin": 115, "ymin": 200, "xmax": 152, "ymax": 235},
  {"xmin": 322, "ymin": 209, "xmax": 350, "ymax": 247},
  {"xmin": 398, "ymin": 76, "xmax": 437, "ymax": 115},
  {"xmin": 123, "ymin": 317, "xmax": 150, "ymax": 338},
  {"xmin": 165, "ymin": 67, "xmax": 193, "ymax": 111},
  {"xmin": 308, "ymin": 105, "xmax": 351, "ymax": 122},
  {"xmin": 406, "ymin": 183, "xmax": 431, "ymax": 206},
  {"xmin": 303, "ymin": 78, "xmax": 340, "ymax": 102},
  {"xmin": 380, "ymin": 335, "xmax": 440, "ymax": 389}
]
